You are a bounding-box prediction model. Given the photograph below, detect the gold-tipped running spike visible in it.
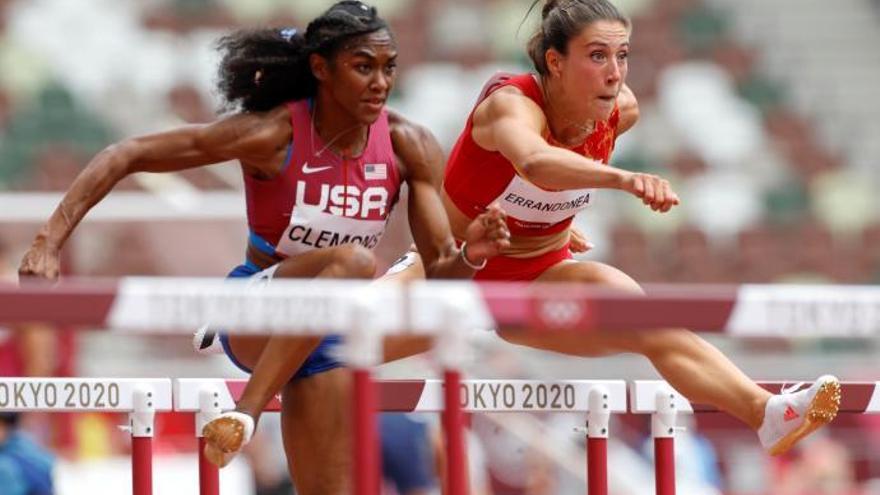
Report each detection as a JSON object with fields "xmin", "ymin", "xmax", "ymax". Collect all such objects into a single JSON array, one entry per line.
[
  {"xmin": 203, "ymin": 440, "xmax": 236, "ymax": 468},
  {"xmin": 202, "ymin": 416, "xmax": 247, "ymax": 467},
  {"xmin": 769, "ymin": 379, "xmax": 841, "ymax": 456}
]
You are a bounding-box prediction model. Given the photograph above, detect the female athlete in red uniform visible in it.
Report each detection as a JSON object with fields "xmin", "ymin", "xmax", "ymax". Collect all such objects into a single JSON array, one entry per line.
[
  {"xmin": 18, "ymin": 2, "xmax": 509, "ymax": 493},
  {"xmin": 440, "ymin": 0, "xmax": 840, "ymax": 456}
]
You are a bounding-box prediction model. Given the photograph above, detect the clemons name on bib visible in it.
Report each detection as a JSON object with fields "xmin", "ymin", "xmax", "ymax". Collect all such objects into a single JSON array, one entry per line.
[{"xmin": 276, "ymin": 181, "xmax": 389, "ymax": 257}]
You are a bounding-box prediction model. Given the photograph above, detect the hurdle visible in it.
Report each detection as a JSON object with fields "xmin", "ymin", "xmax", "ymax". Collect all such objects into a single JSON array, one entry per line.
[
  {"xmin": 9, "ymin": 280, "xmax": 880, "ymax": 337},
  {"xmin": 0, "ymin": 378, "xmax": 173, "ymax": 495},
  {"xmin": 4, "ymin": 277, "xmax": 880, "ymax": 494},
  {"xmin": 2, "ymin": 376, "xmax": 874, "ymax": 495},
  {"xmin": 174, "ymin": 378, "xmax": 628, "ymax": 495}
]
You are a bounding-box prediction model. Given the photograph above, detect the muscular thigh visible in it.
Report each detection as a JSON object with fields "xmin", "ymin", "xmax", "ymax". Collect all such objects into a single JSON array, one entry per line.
[
  {"xmin": 496, "ymin": 260, "xmax": 647, "ymax": 354},
  {"xmin": 535, "ymin": 259, "xmax": 644, "ymax": 294},
  {"xmin": 272, "ymin": 244, "xmax": 372, "ymax": 278},
  {"xmin": 226, "ymin": 244, "xmax": 378, "ymax": 367}
]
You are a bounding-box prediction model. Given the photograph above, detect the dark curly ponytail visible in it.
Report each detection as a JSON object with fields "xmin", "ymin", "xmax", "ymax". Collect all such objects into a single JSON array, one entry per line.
[{"xmin": 216, "ymin": 1, "xmax": 390, "ymax": 113}]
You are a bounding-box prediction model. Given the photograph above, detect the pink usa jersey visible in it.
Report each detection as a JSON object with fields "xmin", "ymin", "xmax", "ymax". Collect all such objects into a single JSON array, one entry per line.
[{"xmin": 243, "ymin": 100, "xmax": 401, "ymax": 257}]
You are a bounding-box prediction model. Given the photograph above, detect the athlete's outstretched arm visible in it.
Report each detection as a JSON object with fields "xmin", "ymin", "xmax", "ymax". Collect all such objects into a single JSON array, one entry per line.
[
  {"xmin": 388, "ymin": 110, "xmax": 509, "ymax": 279},
  {"xmin": 19, "ymin": 108, "xmax": 290, "ymax": 280},
  {"xmin": 470, "ymin": 87, "xmax": 677, "ymax": 213}
]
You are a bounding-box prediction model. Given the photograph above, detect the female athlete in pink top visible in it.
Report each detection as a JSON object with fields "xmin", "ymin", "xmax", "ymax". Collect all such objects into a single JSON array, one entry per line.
[
  {"xmin": 18, "ymin": 2, "xmax": 509, "ymax": 493},
  {"xmin": 439, "ymin": 0, "xmax": 838, "ymax": 458}
]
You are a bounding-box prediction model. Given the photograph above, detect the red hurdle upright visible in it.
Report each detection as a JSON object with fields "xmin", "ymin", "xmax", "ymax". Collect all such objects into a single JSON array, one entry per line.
[
  {"xmin": 442, "ymin": 368, "xmax": 468, "ymax": 495},
  {"xmin": 195, "ymin": 387, "xmax": 221, "ymax": 495},
  {"xmin": 436, "ymin": 297, "xmax": 472, "ymax": 495},
  {"xmin": 128, "ymin": 385, "xmax": 162, "ymax": 495},
  {"xmin": 346, "ymin": 294, "xmax": 384, "ymax": 495},
  {"xmin": 130, "ymin": 405, "xmax": 154, "ymax": 495},
  {"xmin": 352, "ymin": 368, "xmax": 380, "ymax": 495},
  {"xmin": 586, "ymin": 386, "xmax": 611, "ymax": 495},
  {"xmin": 652, "ymin": 388, "xmax": 678, "ymax": 495}
]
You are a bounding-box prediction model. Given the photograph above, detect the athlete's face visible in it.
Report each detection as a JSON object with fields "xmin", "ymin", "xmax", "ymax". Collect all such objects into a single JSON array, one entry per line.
[
  {"xmin": 317, "ymin": 29, "xmax": 398, "ymax": 125},
  {"xmin": 548, "ymin": 20, "xmax": 630, "ymax": 121}
]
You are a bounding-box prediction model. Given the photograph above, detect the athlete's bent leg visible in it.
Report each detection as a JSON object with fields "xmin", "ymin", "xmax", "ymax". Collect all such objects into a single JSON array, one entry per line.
[
  {"xmin": 499, "ymin": 259, "xmax": 838, "ymax": 454},
  {"xmin": 204, "ymin": 244, "xmax": 377, "ymax": 466},
  {"xmin": 278, "ymin": 252, "xmax": 435, "ymax": 491},
  {"xmin": 496, "ymin": 260, "xmax": 771, "ymax": 428},
  {"xmin": 230, "ymin": 244, "xmax": 376, "ymax": 417}
]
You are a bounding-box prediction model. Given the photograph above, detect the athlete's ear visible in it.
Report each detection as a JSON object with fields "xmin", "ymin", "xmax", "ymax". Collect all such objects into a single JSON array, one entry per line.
[
  {"xmin": 309, "ymin": 53, "xmax": 330, "ymax": 82},
  {"xmin": 545, "ymin": 48, "xmax": 563, "ymax": 78}
]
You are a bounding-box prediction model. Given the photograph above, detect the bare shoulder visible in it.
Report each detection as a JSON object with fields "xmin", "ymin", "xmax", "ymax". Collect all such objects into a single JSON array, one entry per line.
[
  {"xmin": 616, "ymin": 84, "xmax": 639, "ymax": 135},
  {"xmin": 215, "ymin": 106, "xmax": 291, "ymax": 155},
  {"xmin": 473, "ymin": 85, "xmax": 543, "ymax": 125},
  {"xmin": 387, "ymin": 108, "xmax": 434, "ymax": 146},
  {"xmin": 387, "ymin": 108, "xmax": 440, "ymax": 156},
  {"xmin": 207, "ymin": 106, "xmax": 292, "ymax": 177},
  {"xmin": 471, "ymin": 86, "xmax": 545, "ymax": 151},
  {"xmin": 386, "ymin": 108, "xmax": 444, "ymax": 183}
]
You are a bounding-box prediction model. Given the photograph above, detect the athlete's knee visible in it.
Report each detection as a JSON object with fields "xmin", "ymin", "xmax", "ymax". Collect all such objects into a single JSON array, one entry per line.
[
  {"xmin": 333, "ymin": 245, "xmax": 377, "ymax": 278},
  {"xmin": 601, "ymin": 268, "xmax": 645, "ymax": 295},
  {"xmin": 495, "ymin": 328, "xmax": 536, "ymax": 348}
]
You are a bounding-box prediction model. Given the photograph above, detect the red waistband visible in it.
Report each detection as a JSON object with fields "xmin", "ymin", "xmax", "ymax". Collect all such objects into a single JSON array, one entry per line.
[{"xmin": 474, "ymin": 244, "xmax": 572, "ymax": 282}]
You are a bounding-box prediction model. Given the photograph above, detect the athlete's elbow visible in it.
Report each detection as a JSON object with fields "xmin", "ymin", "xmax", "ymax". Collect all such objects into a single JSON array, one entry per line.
[
  {"xmin": 422, "ymin": 259, "xmax": 443, "ymax": 279},
  {"xmin": 95, "ymin": 141, "xmax": 138, "ymax": 178},
  {"xmin": 422, "ymin": 244, "xmax": 459, "ymax": 280},
  {"xmin": 516, "ymin": 151, "xmax": 550, "ymax": 182}
]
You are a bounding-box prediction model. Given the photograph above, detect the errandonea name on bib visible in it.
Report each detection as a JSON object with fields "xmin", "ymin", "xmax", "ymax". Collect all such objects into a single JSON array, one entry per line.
[{"xmin": 494, "ymin": 175, "xmax": 593, "ymax": 225}]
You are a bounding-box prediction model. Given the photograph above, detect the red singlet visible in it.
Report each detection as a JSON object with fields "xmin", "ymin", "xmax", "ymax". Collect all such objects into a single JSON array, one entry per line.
[{"xmin": 444, "ymin": 73, "xmax": 620, "ymax": 280}]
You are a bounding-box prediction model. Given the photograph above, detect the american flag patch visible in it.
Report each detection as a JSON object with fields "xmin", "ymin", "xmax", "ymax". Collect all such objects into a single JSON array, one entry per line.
[{"xmin": 364, "ymin": 163, "xmax": 387, "ymax": 180}]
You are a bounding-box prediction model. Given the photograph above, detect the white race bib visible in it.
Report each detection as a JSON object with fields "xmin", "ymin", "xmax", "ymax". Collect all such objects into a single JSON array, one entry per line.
[
  {"xmin": 493, "ymin": 175, "xmax": 593, "ymax": 224},
  {"xmin": 276, "ymin": 204, "xmax": 386, "ymax": 257}
]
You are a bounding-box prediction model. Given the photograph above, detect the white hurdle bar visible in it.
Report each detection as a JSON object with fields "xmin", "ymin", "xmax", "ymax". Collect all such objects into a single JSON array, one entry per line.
[
  {"xmin": 0, "ymin": 378, "xmax": 173, "ymax": 495},
  {"xmin": 6, "ymin": 279, "xmax": 880, "ymax": 338},
  {"xmin": 175, "ymin": 378, "xmax": 628, "ymax": 495},
  {"xmin": 4, "ymin": 278, "xmax": 880, "ymax": 494}
]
